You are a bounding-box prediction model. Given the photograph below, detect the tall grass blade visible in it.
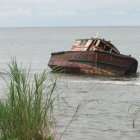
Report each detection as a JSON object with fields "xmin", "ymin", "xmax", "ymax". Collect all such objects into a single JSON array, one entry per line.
[{"xmin": 0, "ymin": 59, "xmax": 58, "ymax": 140}]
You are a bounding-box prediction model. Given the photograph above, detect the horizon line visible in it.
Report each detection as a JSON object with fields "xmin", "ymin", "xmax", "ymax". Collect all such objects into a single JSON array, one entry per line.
[{"xmin": 0, "ymin": 25, "xmax": 140, "ymax": 28}]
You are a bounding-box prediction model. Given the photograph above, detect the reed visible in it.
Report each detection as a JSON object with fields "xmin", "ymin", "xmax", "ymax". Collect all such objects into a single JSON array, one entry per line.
[
  {"xmin": 129, "ymin": 104, "xmax": 140, "ymax": 128},
  {"xmin": 0, "ymin": 60, "xmax": 58, "ymax": 140}
]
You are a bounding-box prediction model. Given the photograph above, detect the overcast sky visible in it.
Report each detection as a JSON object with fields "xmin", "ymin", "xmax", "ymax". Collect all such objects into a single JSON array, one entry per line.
[{"xmin": 0, "ymin": 0, "xmax": 140, "ymax": 27}]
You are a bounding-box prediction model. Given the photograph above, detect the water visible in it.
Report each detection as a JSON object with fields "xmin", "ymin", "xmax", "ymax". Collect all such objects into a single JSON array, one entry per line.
[{"xmin": 0, "ymin": 27, "xmax": 140, "ymax": 140}]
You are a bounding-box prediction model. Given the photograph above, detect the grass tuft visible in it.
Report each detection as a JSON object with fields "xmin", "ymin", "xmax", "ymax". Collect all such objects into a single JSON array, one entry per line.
[{"xmin": 0, "ymin": 59, "xmax": 58, "ymax": 140}]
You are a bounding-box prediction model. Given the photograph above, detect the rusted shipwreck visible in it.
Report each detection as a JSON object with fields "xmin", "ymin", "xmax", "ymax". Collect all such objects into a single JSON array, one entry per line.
[{"xmin": 48, "ymin": 38, "xmax": 138, "ymax": 76}]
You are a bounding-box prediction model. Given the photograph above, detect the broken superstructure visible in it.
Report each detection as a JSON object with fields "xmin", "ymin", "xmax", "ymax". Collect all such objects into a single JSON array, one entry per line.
[{"xmin": 48, "ymin": 37, "xmax": 138, "ymax": 76}]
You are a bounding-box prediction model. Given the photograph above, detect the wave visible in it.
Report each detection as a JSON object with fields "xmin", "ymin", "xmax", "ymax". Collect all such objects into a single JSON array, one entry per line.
[{"xmin": 70, "ymin": 80, "xmax": 140, "ymax": 86}]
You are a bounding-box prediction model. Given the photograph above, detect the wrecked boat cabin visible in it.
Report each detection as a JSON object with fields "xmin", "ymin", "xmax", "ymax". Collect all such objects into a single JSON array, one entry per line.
[{"xmin": 48, "ymin": 38, "xmax": 138, "ymax": 76}]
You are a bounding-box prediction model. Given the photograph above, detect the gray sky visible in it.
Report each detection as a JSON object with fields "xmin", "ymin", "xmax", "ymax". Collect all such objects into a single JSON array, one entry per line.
[{"xmin": 0, "ymin": 0, "xmax": 140, "ymax": 27}]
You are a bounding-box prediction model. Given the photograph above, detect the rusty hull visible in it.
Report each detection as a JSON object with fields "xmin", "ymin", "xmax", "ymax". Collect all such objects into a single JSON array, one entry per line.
[{"xmin": 48, "ymin": 51, "xmax": 138, "ymax": 76}]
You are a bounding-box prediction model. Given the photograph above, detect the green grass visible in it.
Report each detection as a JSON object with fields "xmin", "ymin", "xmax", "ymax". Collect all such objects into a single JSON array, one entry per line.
[{"xmin": 0, "ymin": 60, "xmax": 58, "ymax": 140}]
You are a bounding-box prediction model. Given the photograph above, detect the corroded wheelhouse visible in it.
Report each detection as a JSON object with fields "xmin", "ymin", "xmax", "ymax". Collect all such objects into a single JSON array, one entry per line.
[
  {"xmin": 48, "ymin": 38, "xmax": 138, "ymax": 76},
  {"xmin": 71, "ymin": 38, "xmax": 120, "ymax": 54}
]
